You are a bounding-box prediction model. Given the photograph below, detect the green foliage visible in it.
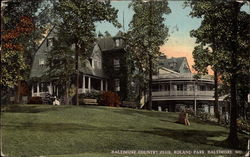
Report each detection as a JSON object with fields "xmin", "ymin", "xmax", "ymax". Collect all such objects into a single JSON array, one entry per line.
[
  {"xmin": 188, "ymin": 0, "xmax": 250, "ymax": 147},
  {"xmin": 189, "ymin": 0, "xmax": 250, "ymax": 104},
  {"xmin": 189, "ymin": 0, "xmax": 249, "ymax": 75},
  {"xmin": 125, "ymin": 0, "xmax": 171, "ymax": 105},
  {"xmin": 192, "ymin": 45, "xmax": 211, "ymax": 74},
  {"xmin": 1, "ymin": 51, "xmax": 26, "ymax": 88},
  {"xmin": 1, "ymin": 0, "xmax": 54, "ymax": 88},
  {"xmin": 126, "ymin": 0, "xmax": 171, "ymax": 72},
  {"xmin": 44, "ymin": 33, "xmax": 75, "ymax": 85},
  {"xmin": 54, "ymin": 0, "xmax": 121, "ymax": 56},
  {"xmin": 102, "ymin": 48, "xmax": 129, "ymax": 101},
  {"xmin": 53, "ymin": 0, "xmax": 121, "ymax": 105}
]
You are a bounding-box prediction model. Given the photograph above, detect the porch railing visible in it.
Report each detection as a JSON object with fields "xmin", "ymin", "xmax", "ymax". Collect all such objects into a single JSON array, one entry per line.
[{"xmin": 152, "ymin": 91, "xmax": 214, "ymax": 97}]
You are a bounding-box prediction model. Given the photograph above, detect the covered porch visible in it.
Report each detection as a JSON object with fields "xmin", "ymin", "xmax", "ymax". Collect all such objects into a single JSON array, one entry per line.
[{"xmin": 31, "ymin": 75, "xmax": 108, "ymax": 97}]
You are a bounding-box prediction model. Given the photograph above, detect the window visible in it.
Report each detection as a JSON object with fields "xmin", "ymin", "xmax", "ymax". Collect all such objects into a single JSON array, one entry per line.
[
  {"xmin": 114, "ymin": 59, "xmax": 120, "ymax": 71},
  {"xmin": 114, "ymin": 79, "xmax": 120, "ymax": 91},
  {"xmin": 39, "ymin": 82, "xmax": 48, "ymax": 92},
  {"xmin": 47, "ymin": 38, "xmax": 54, "ymax": 47},
  {"xmin": 199, "ymin": 85, "xmax": 206, "ymax": 91},
  {"xmin": 165, "ymin": 84, "xmax": 170, "ymax": 91},
  {"xmin": 169, "ymin": 62, "xmax": 177, "ymax": 68},
  {"xmin": 169, "ymin": 63, "xmax": 173, "ymax": 68},
  {"xmin": 115, "ymin": 39, "xmax": 120, "ymax": 47},
  {"xmin": 89, "ymin": 58, "xmax": 92, "ymax": 66},
  {"xmin": 33, "ymin": 83, "xmax": 37, "ymax": 93},
  {"xmin": 94, "ymin": 60, "xmax": 98, "ymax": 69},
  {"xmin": 152, "ymin": 84, "xmax": 159, "ymax": 91},
  {"xmin": 39, "ymin": 58, "xmax": 45, "ymax": 66},
  {"xmin": 177, "ymin": 84, "xmax": 183, "ymax": 91},
  {"xmin": 184, "ymin": 64, "xmax": 189, "ymax": 69},
  {"xmin": 97, "ymin": 61, "xmax": 102, "ymax": 69}
]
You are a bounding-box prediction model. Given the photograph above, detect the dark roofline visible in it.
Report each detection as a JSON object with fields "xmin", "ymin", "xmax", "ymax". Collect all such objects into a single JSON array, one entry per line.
[
  {"xmin": 183, "ymin": 57, "xmax": 191, "ymax": 72},
  {"xmin": 32, "ymin": 26, "xmax": 56, "ymax": 61}
]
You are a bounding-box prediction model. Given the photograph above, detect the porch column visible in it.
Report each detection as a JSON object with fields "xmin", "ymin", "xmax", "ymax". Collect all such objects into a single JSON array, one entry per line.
[
  {"xmin": 53, "ymin": 85, "xmax": 55, "ymax": 96},
  {"xmin": 169, "ymin": 81, "xmax": 171, "ymax": 96},
  {"xmin": 48, "ymin": 82, "xmax": 52, "ymax": 94},
  {"xmin": 31, "ymin": 85, "xmax": 34, "ymax": 97},
  {"xmin": 88, "ymin": 77, "xmax": 91, "ymax": 91},
  {"xmin": 83, "ymin": 75, "xmax": 85, "ymax": 93},
  {"xmin": 101, "ymin": 80, "xmax": 103, "ymax": 91},
  {"xmin": 105, "ymin": 80, "xmax": 108, "ymax": 91},
  {"xmin": 37, "ymin": 83, "xmax": 40, "ymax": 94},
  {"xmin": 194, "ymin": 81, "xmax": 197, "ymax": 115}
]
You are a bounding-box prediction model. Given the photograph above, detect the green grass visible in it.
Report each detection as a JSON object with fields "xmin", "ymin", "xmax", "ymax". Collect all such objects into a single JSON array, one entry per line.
[{"xmin": 2, "ymin": 104, "xmax": 249, "ymax": 157}]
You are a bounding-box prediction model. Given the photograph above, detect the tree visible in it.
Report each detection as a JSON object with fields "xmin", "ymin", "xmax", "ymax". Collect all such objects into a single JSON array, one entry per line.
[
  {"xmin": 44, "ymin": 32, "xmax": 75, "ymax": 105},
  {"xmin": 187, "ymin": 0, "xmax": 250, "ymax": 148},
  {"xmin": 192, "ymin": 45, "xmax": 221, "ymax": 122},
  {"xmin": 125, "ymin": 0, "xmax": 171, "ymax": 109},
  {"xmin": 54, "ymin": 0, "xmax": 121, "ymax": 105},
  {"xmin": 1, "ymin": 0, "xmax": 54, "ymax": 103}
]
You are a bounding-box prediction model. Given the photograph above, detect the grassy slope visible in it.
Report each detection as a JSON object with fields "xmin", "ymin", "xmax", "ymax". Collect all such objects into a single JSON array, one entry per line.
[{"xmin": 2, "ymin": 105, "xmax": 248, "ymax": 157}]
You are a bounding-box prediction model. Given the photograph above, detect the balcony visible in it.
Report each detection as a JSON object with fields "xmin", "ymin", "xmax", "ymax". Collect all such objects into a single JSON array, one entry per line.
[
  {"xmin": 153, "ymin": 73, "xmax": 213, "ymax": 81},
  {"xmin": 152, "ymin": 90, "xmax": 216, "ymax": 101},
  {"xmin": 152, "ymin": 91, "xmax": 214, "ymax": 97}
]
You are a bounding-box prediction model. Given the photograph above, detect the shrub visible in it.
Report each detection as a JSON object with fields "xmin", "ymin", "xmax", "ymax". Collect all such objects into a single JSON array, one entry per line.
[
  {"xmin": 237, "ymin": 118, "xmax": 250, "ymax": 133},
  {"xmin": 28, "ymin": 96, "xmax": 43, "ymax": 104},
  {"xmin": 99, "ymin": 91, "xmax": 120, "ymax": 107},
  {"xmin": 196, "ymin": 111, "xmax": 213, "ymax": 121}
]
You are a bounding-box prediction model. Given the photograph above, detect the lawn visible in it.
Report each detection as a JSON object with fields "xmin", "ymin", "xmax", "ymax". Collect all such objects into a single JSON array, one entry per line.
[{"xmin": 2, "ymin": 104, "xmax": 248, "ymax": 157}]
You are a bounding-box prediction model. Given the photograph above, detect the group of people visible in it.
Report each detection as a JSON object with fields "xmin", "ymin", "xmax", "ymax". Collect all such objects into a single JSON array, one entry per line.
[
  {"xmin": 44, "ymin": 93, "xmax": 60, "ymax": 105},
  {"xmin": 176, "ymin": 109, "xmax": 190, "ymax": 126}
]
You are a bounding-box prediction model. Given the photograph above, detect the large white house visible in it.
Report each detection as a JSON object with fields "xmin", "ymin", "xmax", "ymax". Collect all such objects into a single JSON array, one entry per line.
[{"xmin": 152, "ymin": 54, "xmax": 226, "ymax": 113}]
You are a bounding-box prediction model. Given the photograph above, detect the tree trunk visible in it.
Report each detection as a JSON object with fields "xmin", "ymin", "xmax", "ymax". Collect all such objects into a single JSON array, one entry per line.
[
  {"xmin": 227, "ymin": 1, "xmax": 240, "ymax": 148},
  {"xmin": 228, "ymin": 71, "xmax": 239, "ymax": 148},
  {"xmin": 75, "ymin": 43, "xmax": 79, "ymax": 106},
  {"xmin": 214, "ymin": 70, "xmax": 220, "ymax": 123},
  {"xmin": 147, "ymin": 0, "xmax": 153, "ymax": 110},
  {"xmin": 148, "ymin": 55, "xmax": 152, "ymax": 110},
  {"xmin": 16, "ymin": 80, "xmax": 21, "ymax": 104},
  {"xmin": 65, "ymin": 81, "xmax": 69, "ymax": 105}
]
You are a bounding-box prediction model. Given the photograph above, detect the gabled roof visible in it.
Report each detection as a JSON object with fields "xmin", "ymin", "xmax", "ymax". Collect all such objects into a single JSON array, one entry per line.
[
  {"xmin": 167, "ymin": 57, "xmax": 186, "ymax": 72},
  {"xmin": 30, "ymin": 28, "xmax": 107, "ymax": 80},
  {"xmin": 97, "ymin": 37, "xmax": 125, "ymax": 52},
  {"xmin": 159, "ymin": 56, "xmax": 191, "ymax": 73},
  {"xmin": 30, "ymin": 27, "xmax": 56, "ymax": 79},
  {"xmin": 97, "ymin": 37, "xmax": 116, "ymax": 51}
]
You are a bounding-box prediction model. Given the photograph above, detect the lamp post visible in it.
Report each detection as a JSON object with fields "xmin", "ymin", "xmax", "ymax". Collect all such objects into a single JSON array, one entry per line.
[{"xmin": 193, "ymin": 79, "xmax": 197, "ymax": 116}]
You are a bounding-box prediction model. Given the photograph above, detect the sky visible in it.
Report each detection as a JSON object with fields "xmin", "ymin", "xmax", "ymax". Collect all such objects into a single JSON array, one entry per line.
[{"xmin": 95, "ymin": 1, "xmax": 249, "ymax": 72}]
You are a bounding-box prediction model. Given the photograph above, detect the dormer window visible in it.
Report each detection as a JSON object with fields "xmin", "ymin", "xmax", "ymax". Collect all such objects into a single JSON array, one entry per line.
[
  {"xmin": 47, "ymin": 38, "xmax": 54, "ymax": 47},
  {"xmin": 39, "ymin": 58, "xmax": 45, "ymax": 66},
  {"xmin": 184, "ymin": 64, "xmax": 189, "ymax": 69},
  {"xmin": 114, "ymin": 59, "xmax": 120, "ymax": 71},
  {"xmin": 89, "ymin": 58, "xmax": 93, "ymax": 67},
  {"xmin": 115, "ymin": 39, "xmax": 120, "ymax": 47},
  {"xmin": 169, "ymin": 62, "xmax": 177, "ymax": 68}
]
